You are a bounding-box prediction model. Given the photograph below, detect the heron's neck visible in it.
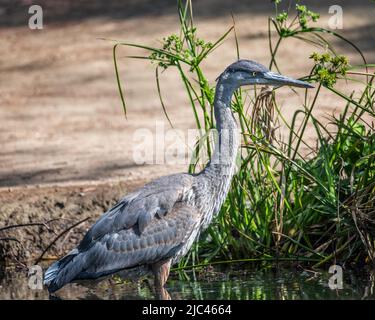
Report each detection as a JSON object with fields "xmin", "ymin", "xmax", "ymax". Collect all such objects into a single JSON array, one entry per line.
[
  {"xmin": 198, "ymin": 80, "xmax": 239, "ymax": 221},
  {"xmin": 204, "ymin": 80, "xmax": 239, "ymax": 176}
]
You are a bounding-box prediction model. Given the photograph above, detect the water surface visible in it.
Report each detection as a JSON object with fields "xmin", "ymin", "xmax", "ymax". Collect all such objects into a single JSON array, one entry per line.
[{"xmin": 1, "ymin": 266, "xmax": 374, "ymax": 300}]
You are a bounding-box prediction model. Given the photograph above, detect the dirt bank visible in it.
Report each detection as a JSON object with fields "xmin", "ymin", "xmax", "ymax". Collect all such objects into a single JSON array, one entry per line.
[
  {"xmin": 0, "ymin": 180, "xmax": 148, "ymax": 266},
  {"xmin": 1, "ymin": 0, "xmax": 374, "ymax": 189}
]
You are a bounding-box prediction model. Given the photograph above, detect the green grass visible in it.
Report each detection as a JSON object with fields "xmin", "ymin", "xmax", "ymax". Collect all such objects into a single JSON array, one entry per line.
[{"xmin": 112, "ymin": 0, "xmax": 375, "ymax": 270}]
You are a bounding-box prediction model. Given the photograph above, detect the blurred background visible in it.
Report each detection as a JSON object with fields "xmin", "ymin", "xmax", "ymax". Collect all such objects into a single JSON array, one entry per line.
[{"xmin": 0, "ymin": 0, "xmax": 374, "ymax": 189}]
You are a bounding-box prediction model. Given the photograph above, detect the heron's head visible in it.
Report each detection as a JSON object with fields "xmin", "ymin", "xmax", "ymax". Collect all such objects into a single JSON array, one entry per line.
[{"xmin": 218, "ymin": 59, "xmax": 313, "ymax": 89}]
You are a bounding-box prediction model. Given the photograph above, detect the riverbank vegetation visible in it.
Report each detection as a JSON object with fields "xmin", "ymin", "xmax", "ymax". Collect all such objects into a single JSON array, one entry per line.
[{"xmin": 114, "ymin": 0, "xmax": 375, "ymax": 270}]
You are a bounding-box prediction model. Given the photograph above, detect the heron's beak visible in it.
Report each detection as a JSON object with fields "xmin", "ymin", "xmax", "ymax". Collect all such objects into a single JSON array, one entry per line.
[{"xmin": 263, "ymin": 71, "xmax": 314, "ymax": 88}]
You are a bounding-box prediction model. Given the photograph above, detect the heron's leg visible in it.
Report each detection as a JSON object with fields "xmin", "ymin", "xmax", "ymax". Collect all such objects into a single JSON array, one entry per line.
[{"xmin": 151, "ymin": 259, "xmax": 172, "ymax": 300}]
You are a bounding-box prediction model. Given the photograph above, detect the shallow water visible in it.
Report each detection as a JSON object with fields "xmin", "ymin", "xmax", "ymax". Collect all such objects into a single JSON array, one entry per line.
[{"xmin": 0, "ymin": 266, "xmax": 374, "ymax": 300}]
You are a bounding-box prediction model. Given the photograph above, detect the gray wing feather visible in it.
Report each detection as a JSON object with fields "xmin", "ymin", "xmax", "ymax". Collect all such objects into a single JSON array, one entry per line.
[
  {"xmin": 76, "ymin": 203, "xmax": 200, "ymax": 278},
  {"xmin": 79, "ymin": 173, "xmax": 193, "ymax": 249}
]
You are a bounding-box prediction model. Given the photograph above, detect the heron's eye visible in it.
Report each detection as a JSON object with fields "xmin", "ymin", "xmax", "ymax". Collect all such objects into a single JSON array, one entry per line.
[{"xmin": 251, "ymin": 72, "xmax": 257, "ymax": 77}]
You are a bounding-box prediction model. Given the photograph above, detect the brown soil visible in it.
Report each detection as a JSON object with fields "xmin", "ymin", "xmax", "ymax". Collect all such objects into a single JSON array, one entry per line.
[
  {"xmin": 0, "ymin": 180, "xmax": 147, "ymax": 266},
  {"xmin": 0, "ymin": 0, "xmax": 374, "ymax": 265}
]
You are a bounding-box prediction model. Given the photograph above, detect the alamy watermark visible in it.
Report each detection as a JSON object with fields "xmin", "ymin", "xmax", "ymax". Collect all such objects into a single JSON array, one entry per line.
[
  {"xmin": 132, "ymin": 121, "xmax": 241, "ymax": 167},
  {"xmin": 328, "ymin": 5, "xmax": 343, "ymax": 30},
  {"xmin": 25, "ymin": 4, "xmax": 344, "ymax": 31},
  {"xmin": 28, "ymin": 265, "xmax": 43, "ymax": 290},
  {"xmin": 26, "ymin": 263, "xmax": 344, "ymax": 291},
  {"xmin": 328, "ymin": 264, "xmax": 343, "ymax": 290},
  {"xmin": 28, "ymin": 5, "xmax": 43, "ymax": 30}
]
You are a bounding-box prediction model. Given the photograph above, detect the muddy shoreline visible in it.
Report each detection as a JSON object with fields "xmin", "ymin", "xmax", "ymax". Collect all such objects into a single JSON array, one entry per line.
[{"xmin": 0, "ymin": 180, "xmax": 148, "ymax": 267}]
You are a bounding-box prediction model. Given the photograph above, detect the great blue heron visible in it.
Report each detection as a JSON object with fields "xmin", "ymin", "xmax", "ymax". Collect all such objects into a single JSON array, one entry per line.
[{"xmin": 44, "ymin": 60, "xmax": 312, "ymax": 298}]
